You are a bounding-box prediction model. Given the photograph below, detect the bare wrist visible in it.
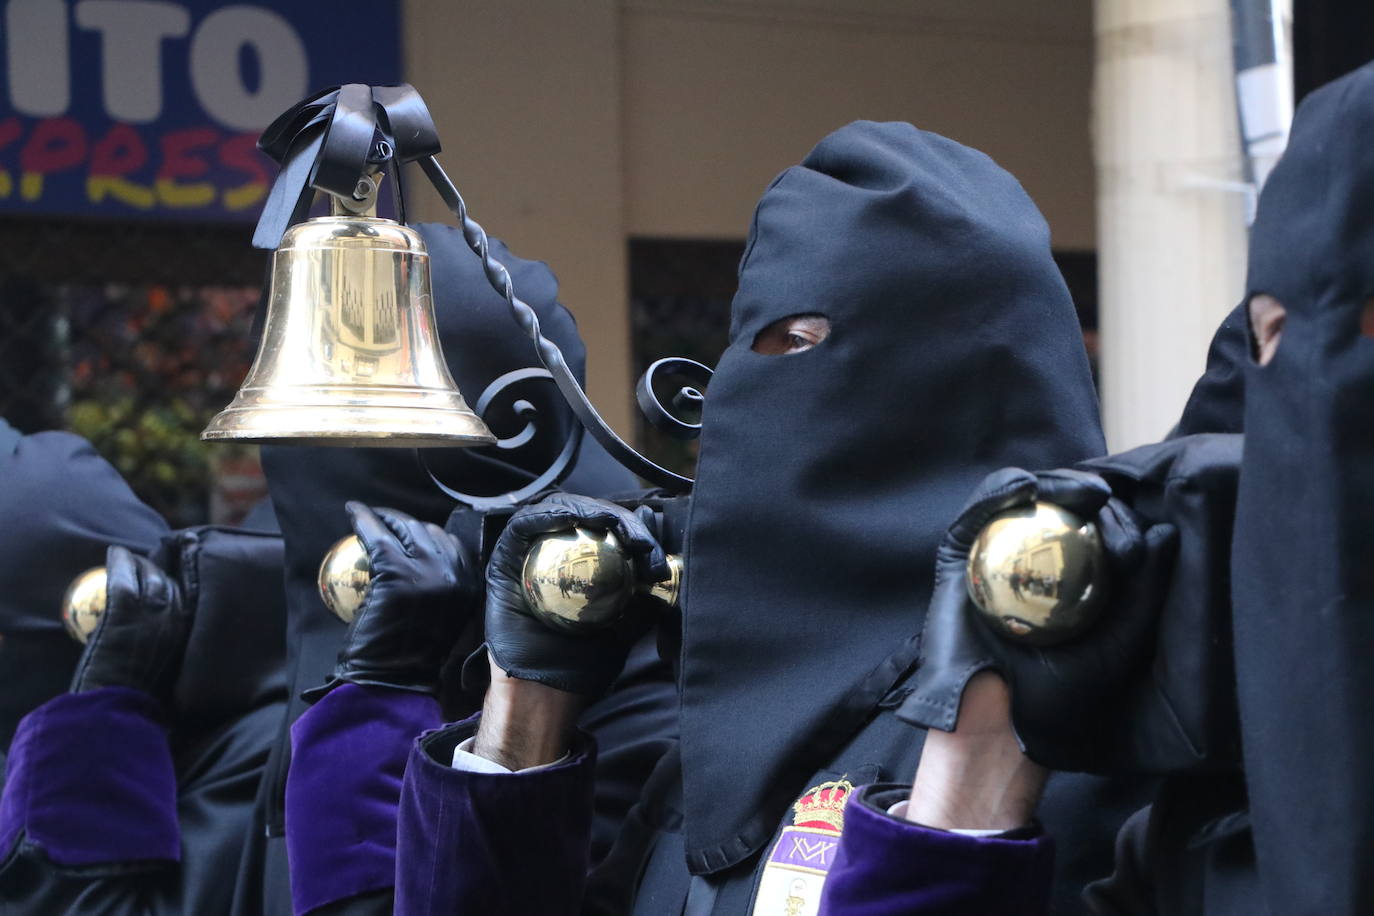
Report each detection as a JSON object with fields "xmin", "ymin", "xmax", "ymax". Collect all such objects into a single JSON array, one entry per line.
[
  {"xmin": 907, "ymin": 728, "xmax": 1047, "ymax": 831},
  {"xmin": 472, "ymin": 661, "xmax": 584, "ymax": 770},
  {"xmin": 906, "ymin": 672, "xmax": 1047, "ymax": 831}
]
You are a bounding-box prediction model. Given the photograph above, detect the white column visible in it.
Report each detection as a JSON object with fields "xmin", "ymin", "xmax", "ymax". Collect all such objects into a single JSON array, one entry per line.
[{"xmin": 1094, "ymin": 0, "xmax": 1250, "ymax": 450}]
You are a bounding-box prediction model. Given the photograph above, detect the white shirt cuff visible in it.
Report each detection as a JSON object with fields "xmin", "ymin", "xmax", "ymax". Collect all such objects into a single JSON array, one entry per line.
[
  {"xmin": 450, "ymin": 736, "xmax": 571, "ymax": 773},
  {"xmin": 885, "ymin": 799, "xmax": 1020, "ymax": 837}
]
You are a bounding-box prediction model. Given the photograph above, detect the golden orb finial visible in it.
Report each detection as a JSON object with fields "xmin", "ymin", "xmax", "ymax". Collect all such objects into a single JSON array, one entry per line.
[
  {"xmin": 318, "ymin": 535, "xmax": 372, "ymax": 624},
  {"xmin": 61, "ymin": 566, "xmax": 108, "ymax": 644},
  {"xmin": 965, "ymin": 501, "xmax": 1106, "ymax": 646}
]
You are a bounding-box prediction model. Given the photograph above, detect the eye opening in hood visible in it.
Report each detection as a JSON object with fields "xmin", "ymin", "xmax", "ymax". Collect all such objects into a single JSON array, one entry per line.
[
  {"xmin": 1360, "ymin": 297, "xmax": 1374, "ymax": 341},
  {"xmin": 751, "ymin": 313, "xmax": 831, "ymax": 356},
  {"xmin": 1248, "ymin": 293, "xmax": 1286, "ymax": 366}
]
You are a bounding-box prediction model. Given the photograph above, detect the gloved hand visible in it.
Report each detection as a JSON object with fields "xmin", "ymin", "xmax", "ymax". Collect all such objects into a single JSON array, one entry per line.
[
  {"xmin": 303, "ymin": 502, "xmax": 479, "ymax": 702},
  {"xmin": 476, "ymin": 493, "xmax": 668, "ymax": 698},
  {"xmin": 897, "ymin": 467, "xmax": 1178, "ymax": 772},
  {"xmin": 70, "ymin": 545, "xmax": 190, "ymax": 704}
]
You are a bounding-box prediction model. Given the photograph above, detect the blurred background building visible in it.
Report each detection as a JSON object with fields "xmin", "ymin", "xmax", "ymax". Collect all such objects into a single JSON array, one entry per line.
[{"xmin": 0, "ymin": 0, "xmax": 1367, "ymax": 525}]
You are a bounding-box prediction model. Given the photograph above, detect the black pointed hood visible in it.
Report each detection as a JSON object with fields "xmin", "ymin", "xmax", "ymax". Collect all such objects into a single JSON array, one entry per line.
[
  {"xmin": 1232, "ymin": 61, "xmax": 1374, "ymax": 913},
  {"xmin": 1172, "ymin": 301, "xmax": 1249, "ymax": 437},
  {"xmin": 678, "ymin": 122, "xmax": 1104, "ymax": 871},
  {"xmin": 0, "ymin": 420, "xmax": 169, "ymax": 750}
]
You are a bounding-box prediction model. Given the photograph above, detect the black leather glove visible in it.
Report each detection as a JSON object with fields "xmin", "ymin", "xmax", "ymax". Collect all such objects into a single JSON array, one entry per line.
[
  {"xmin": 70, "ymin": 545, "xmax": 190, "ymax": 704},
  {"xmin": 303, "ymin": 502, "xmax": 480, "ymax": 702},
  {"xmin": 897, "ymin": 467, "xmax": 1178, "ymax": 772},
  {"xmin": 1080, "ymin": 434, "xmax": 1243, "ymax": 771},
  {"xmin": 475, "ymin": 493, "xmax": 668, "ymax": 698}
]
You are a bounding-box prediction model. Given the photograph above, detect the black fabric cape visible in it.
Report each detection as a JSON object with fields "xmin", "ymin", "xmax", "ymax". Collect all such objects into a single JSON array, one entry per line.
[
  {"xmin": 0, "ymin": 419, "xmax": 169, "ymax": 753},
  {"xmin": 1231, "ymin": 60, "xmax": 1374, "ymax": 915},
  {"xmin": 678, "ymin": 121, "xmax": 1107, "ymax": 874},
  {"xmin": 166, "ymin": 526, "xmax": 289, "ymax": 915}
]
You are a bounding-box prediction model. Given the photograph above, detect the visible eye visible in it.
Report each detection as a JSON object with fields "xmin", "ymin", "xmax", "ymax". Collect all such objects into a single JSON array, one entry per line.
[
  {"xmin": 751, "ymin": 313, "xmax": 831, "ymax": 356},
  {"xmin": 1248, "ymin": 293, "xmax": 1285, "ymax": 366}
]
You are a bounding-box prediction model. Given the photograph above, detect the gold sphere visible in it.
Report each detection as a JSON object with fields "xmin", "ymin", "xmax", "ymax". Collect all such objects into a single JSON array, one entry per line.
[
  {"xmin": 522, "ymin": 528, "xmax": 635, "ymax": 632},
  {"xmin": 61, "ymin": 566, "xmax": 108, "ymax": 645},
  {"xmin": 647, "ymin": 554, "xmax": 684, "ymax": 608},
  {"xmin": 318, "ymin": 534, "xmax": 371, "ymax": 624},
  {"xmin": 965, "ymin": 501, "xmax": 1106, "ymax": 646}
]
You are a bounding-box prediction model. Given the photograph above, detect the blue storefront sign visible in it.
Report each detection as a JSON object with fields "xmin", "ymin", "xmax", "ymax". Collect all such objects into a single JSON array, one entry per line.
[{"xmin": 0, "ymin": 0, "xmax": 400, "ymax": 222}]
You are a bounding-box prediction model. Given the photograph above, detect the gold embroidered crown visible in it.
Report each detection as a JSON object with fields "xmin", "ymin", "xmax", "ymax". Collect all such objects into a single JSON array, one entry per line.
[{"xmin": 791, "ymin": 778, "xmax": 854, "ymax": 832}]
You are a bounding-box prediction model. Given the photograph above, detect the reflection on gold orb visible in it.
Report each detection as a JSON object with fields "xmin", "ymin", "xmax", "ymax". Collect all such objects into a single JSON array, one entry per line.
[
  {"xmin": 647, "ymin": 554, "xmax": 684, "ymax": 609},
  {"xmin": 965, "ymin": 501, "xmax": 1106, "ymax": 646},
  {"xmin": 61, "ymin": 566, "xmax": 108, "ymax": 644},
  {"xmin": 318, "ymin": 535, "xmax": 371, "ymax": 624},
  {"xmin": 522, "ymin": 528, "xmax": 634, "ymax": 632}
]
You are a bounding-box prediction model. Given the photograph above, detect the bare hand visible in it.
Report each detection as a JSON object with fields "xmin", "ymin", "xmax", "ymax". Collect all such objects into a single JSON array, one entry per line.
[{"xmin": 906, "ymin": 672, "xmax": 1048, "ymax": 831}]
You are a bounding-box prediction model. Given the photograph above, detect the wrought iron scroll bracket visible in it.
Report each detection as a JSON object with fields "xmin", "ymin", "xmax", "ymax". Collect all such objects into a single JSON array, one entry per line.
[
  {"xmin": 417, "ymin": 155, "xmax": 707, "ymax": 493},
  {"xmin": 422, "ymin": 367, "xmax": 583, "ymax": 511},
  {"xmin": 636, "ymin": 357, "xmax": 711, "ymax": 440}
]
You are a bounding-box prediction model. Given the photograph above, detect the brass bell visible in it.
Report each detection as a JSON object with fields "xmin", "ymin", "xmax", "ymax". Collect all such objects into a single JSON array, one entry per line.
[
  {"xmin": 202, "ymin": 187, "xmax": 496, "ymax": 447},
  {"xmin": 61, "ymin": 566, "xmax": 108, "ymax": 645},
  {"xmin": 521, "ymin": 528, "xmax": 682, "ymax": 633},
  {"xmin": 965, "ymin": 501, "xmax": 1106, "ymax": 646},
  {"xmin": 318, "ymin": 534, "xmax": 372, "ymax": 624}
]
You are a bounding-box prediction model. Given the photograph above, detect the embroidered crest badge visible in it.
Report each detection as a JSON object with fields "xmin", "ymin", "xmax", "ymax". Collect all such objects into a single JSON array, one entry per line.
[{"xmin": 750, "ymin": 778, "xmax": 854, "ymax": 916}]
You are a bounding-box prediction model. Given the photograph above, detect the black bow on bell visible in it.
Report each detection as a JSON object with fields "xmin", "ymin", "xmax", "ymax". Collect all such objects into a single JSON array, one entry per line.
[{"xmin": 251, "ymin": 83, "xmax": 441, "ymax": 250}]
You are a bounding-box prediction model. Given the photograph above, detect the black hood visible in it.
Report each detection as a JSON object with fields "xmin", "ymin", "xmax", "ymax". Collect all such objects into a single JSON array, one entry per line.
[
  {"xmin": 678, "ymin": 122, "xmax": 1105, "ymax": 872},
  {"xmin": 1232, "ymin": 61, "xmax": 1374, "ymax": 913},
  {"xmin": 262, "ymin": 224, "xmax": 634, "ymax": 730},
  {"xmin": 1172, "ymin": 301, "xmax": 1249, "ymax": 437},
  {"xmin": 0, "ymin": 420, "xmax": 169, "ymax": 750}
]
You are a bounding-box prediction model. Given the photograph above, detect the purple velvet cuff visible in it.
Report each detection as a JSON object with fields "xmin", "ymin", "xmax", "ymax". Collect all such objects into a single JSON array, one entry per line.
[
  {"xmin": 286, "ymin": 683, "xmax": 442, "ymax": 915},
  {"xmin": 818, "ymin": 784, "xmax": 1055, "ymax": 916},
  {"xmin": 0, "ymin": 687, "xmax": 178, "ymax": 867},
  {"xmin": 395, "ymin": 715, "xmax": 596, "ymax": 916}
]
